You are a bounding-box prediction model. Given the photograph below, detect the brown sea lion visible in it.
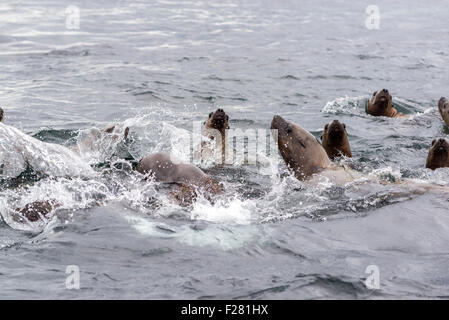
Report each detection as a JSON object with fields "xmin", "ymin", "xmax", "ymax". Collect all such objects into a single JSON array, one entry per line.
[
  {"xmin": 195, "ymin": 108, "xmax": 230, "ymax": 165},
  {"xmin": 137, "ymin": 152, "xmax": 224, "ymax": 206},
  {"xmin": 366, "ymin": 89, "xmax": 407, "ymax": 118},
  {"xmin": 438, "ymin": 97, "xmax": 449, "ymax": 126},
  {"xmin": 321, "ymin": 120, "xmax": 352, "ymax": 160},
  {"xmin": 13, "ymin": 200, "xmax": 60, "ymax": 222},
  {"xmin": 426, "ymin": 138, "xmax": 449, "ymax": 170},
  {"xmin": 271, "ymin": 115, "xmax": 331, "ymax": 180},
  {"xmin": 0, "ymin": 107, "xmax": 3, "ymax": 122}
]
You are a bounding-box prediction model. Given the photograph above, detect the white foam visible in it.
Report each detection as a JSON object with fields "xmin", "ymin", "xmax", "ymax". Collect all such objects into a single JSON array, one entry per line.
[
  {"xmin": 122, "ymin": 213, "xmax": 259, "ymax": 250},
  {"xmin": 322, "ymin": 96, "xmax": 366, "ymax": 115},
  {"xmin": 190, "ymin": 196, "xmax": 253, "ymax": 225},
  {"xmin": 0, "ymin": 122, "xmax": 95, "ymax": 178}
]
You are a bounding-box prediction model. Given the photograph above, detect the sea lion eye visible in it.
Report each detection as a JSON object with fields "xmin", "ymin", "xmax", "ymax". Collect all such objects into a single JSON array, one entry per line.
[
  {"xmin": 208, "ymin": 112, "xmax": 213, "ymax": 118},
  {"xmin": 324, "ymin": 124, "xmax": 329, "ymax": 130},
  {"xmin": 286, "ymin": 126, "xmax": 292, "ymax": 133}
]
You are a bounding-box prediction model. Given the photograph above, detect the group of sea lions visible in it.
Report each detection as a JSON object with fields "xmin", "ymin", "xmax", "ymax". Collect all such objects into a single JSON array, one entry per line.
[
  {"xmin": 366, "ymin": 89, "xmax": 449, "ymax": 171},
  {"xmin": 2, "ymin": 89, "xmax": 449, "ymax": 223}
]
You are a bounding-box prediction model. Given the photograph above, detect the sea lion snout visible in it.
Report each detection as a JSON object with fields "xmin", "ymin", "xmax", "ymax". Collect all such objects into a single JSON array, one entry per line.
[
  {"xmin": 327, "ymin": 120, "xmax": 345, "ymax": 134},
  {"xmin": 271, "ymin": 115, "xmax": 288, "ymax": 132},
  {"xmin": 375, "ymin": 89, "xmax": 391, "ymax": 105},
  {"xmin": 208, "ymin": 108, "xmax": 229, "ymax": 129},
  {"xmin": 431, "ymin": 138, "xmax": 448, "ymax": 150}
]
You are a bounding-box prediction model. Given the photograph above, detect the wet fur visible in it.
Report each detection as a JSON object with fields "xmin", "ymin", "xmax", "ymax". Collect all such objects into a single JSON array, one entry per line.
[
  {"xmin": 137, "ymin": 152, "xmax": 224, "ymax": 206},
  {"xmin": 367, "ymin": 89, "xmax": 406, "ymax": 118},
  {"xmin": 321, "ymin": 120, "xmax": 352, "ymax": 160},
  {"xmin": 426, "ymin": 138, "xmax": 449, "ymax": 170}
]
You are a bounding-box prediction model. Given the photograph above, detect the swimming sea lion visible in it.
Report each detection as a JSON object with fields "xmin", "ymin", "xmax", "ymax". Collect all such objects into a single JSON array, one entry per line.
[
  {"xmin": 438, "ymin": 97, "xmax": 449, "ymax": 126},
  {"xmin": 0, "ymin": 107, "xmax": 3, "ymax": 122},
  {"xmin": 426, "ymin": 138, "xmax": 449, "ymax": 170},
  {"xmin": 13, "ymin": 199, "xmax": 60, "ymax": 222},
  {"xmin": 271, "ymin": 115, "xmax": 331, "ymax": 180},
  {"xmin": 194, "ymin": 108, "xmax": 229, "ymax": 165},
  {"xmin": 366, "ymin": 89, "xmax": 406, "ymax": 118},
  {"xmin": 137, "ymin": 152, "xmax": 224, "ymax": 205},
  {"xmin": 321, "ymin": 120, "xmax": 352, "ymax": 160}
]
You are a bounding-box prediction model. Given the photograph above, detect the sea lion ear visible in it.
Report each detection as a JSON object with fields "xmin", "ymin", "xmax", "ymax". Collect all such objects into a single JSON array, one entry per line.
[
  {"xmin": 372, "ymin": 91, "xmax": 377, "ymax": 96},
  {"xmin": 342, "ymin": 123, "xmax": 346, "ymax": 129},
  {"xmin": 226, "ymin": 115, "xmax": 229, "ymax": 121},
  {"xmin": 324, "ymin": 124, "xmax": 329, "ymax": 130},
  {"xmin": 320, "ymin": 135, "xmax": 323, "ymax": 141},
  {"xmin": 209, "ymin": 112, "xmax": 213, "ymax": 118},
  {"xmin": 432, "ymin": 139, "xmax": 437, "ymax": 146}
]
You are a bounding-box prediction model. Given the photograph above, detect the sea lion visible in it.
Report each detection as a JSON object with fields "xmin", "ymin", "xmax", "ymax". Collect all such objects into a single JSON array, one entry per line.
[
  {"xmin": 366, "ymin": 89, "xmax": 406, "ymax": 118},
  {"xmin": 321, "ymin": 120, "xmax": 352, "ymax": 160},
  {"xmin": 0, "ymin": 107, "xmax": 3, "ymax": 122},
  {"xmin": 271, "ymin": 115, "xmax": 331, "ymax": 180},
  {"xmin": 438, "ymin": 97, "xmax": 449, "ymax": 126},
  {"xmin": 137, "ymin": 152, "xmax": 224, "ymax": 206},
  {"xmin": 13, "ymin": 200, "xmax": 60, "ymax": 222},
  {"xmin": 426, "ymin": 138, "xmax": 449, "ymax": 170},
  {"xmin": 194, "ymin": 108, "xmax": 229, "ymax": 165}
]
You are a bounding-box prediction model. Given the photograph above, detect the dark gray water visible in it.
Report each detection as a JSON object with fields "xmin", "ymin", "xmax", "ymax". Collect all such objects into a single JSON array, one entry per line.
[{"xmin": 1, "ymin": 0, "xmax": 449, "ymax": 299}]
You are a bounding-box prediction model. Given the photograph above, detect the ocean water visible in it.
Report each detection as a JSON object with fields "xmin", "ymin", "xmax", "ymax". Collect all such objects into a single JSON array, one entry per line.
[{"xmin": 1, "ymin": 0, "xmax": 449, "ymax": 299}]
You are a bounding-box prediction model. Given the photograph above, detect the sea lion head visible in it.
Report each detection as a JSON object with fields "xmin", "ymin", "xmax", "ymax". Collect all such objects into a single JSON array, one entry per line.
[
  {"xmin": 321, "ymin": 120, "xmax": 352, "ymax": 159},
  {"xmin": 271, "ymin": 115, "xmax": 330, "ymax": 180},
  {"xmin": 438, "ymin": 97, "xmax": 449, "ymax": 126},
  {"xmin": 426, "ymin": 138, "xmax": 449, "ymax": 170},
  {"xmin": 206, "ymin": 108, "xmax": 229, "ymax": 131},
  {"xmin": 367, "ymin": 89, "xmax": 394, "ymax": 116},
  {"xmin": 0, "ymin": 107, "xmax": 4, "ymax": 122}
]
